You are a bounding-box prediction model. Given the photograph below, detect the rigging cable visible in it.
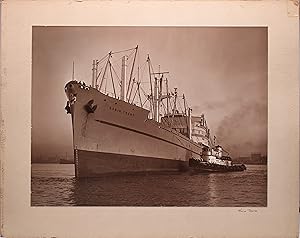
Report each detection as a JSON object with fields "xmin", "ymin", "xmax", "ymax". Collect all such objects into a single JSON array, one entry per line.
[
  {"xmin": 110, "ymin": 63, "xmax": 122, "ymax": 87},
  {"xmin": 137, "ymin": 82, "xmax": 143, "ymax": 107},
  {"xmin": 111, "ymin": 47, "xmax": 137, "ymax": 55},
  {"xmin": 96, "ymin": 53, "xmax": 110, "ymax": 65},
  {"xmin": 131, "ymin": 83, "xmax": 139, "ymax": 104},
  {"xmin": 127, "ymin": 46, "xmax": 138, "ymax": 100},
  {"xmin": 99, "ymin": 52, "xmax": 112, "ymax": 91}
]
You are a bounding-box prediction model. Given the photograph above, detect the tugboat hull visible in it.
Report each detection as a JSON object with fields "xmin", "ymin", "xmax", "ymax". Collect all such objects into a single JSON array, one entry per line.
[{"xmin": 189, "ymin": 159, "xmax": 246, "ymax": 173}]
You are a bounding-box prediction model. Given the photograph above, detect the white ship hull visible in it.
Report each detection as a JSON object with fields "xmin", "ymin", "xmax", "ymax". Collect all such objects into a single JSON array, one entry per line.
[{"xmin": 66, "ymin": 81, "xmax": 203, "ymax": 177}]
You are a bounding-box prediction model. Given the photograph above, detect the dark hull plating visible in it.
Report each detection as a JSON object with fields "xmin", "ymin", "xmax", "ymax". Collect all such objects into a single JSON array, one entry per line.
[{"xmin": 75, "ymin": 149, "xmax": 189, "ymax": 177}]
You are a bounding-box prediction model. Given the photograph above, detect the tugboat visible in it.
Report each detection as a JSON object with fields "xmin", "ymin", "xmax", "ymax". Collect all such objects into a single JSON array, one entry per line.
[
  {"xmin": 188, "ymin": 113, "xmax": 246, "ymax": 173},
  {"xmin": 189, "ymin": 143, "xmax": 246, "ymax": 173}
]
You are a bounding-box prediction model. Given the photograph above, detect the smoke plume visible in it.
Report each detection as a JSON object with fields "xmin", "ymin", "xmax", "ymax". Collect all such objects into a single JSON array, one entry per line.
[{"xmin": 216, "ymin": 101, "xmax": 267, "ymax": 158}]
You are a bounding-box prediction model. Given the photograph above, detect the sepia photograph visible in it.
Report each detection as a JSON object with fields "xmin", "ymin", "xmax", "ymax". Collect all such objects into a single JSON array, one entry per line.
[
  {"xmin": 1, "ymin": 1, "xmax": 298, "ymax": 237},
  {"xmin": 31, "ymin": 26, "xmax": 267, "ymax": 207}
]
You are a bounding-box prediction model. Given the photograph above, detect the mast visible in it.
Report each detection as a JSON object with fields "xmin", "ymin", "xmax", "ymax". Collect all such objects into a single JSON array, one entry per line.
[
  {"xmin": 151, "ymin": 71, "xmax": 169, "ymax": 122},
  {"xmin": 95, "ymin": 60, "xmax": 99, "ymax": 88},
  {"xmin": 183, "ymin": 94, "xmax": 187, "ymax": 115},
  {"xmin": 166, "ymin": 78, "xmax": 170, "ymax": 115},
  {"xmin": 154, "ymin": 77, "xmax": 159, "ymax": 121},
  {"xmin": 121, "ymin": 55, "xmax": 128, "ymax": 101},
  {"xmin": 92, "ymin": 60, "xmax": 96, "ymax": 87},
  {"xmin": 173, "ymin": 88, "xmax": 178, "ymax": 115},
  {"xmin": 147, "ymin": 55, "xmax": 154, "ymax": 115},
  {"xmin": 188, "ymin": 107, "xmax": 192, "ymax": 139},
  {"xmin": 158, "ymin": 76, "xmax": 163, "ymax": 120},
  {"xmin": 159, "ymin": 76, "xmax": 163, "ymax": 99},
  {"xmin": 72, "ymin": 61, "xmax": 75, "ymax": 80}
]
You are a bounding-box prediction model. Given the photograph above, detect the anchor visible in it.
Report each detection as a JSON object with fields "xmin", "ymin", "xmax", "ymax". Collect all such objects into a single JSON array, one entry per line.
[
  {"xmin": 65, "ymin": 101, "xmax": 71, "ymax": 114},
  {"xmin": 85, "ymin": 99, "xmax": 97, "ymax": 113}
]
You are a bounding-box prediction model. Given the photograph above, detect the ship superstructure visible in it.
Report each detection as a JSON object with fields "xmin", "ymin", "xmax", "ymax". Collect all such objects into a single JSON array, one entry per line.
[{"xmin": 64, "ymin": 46, "xmax": 214, "ymax": 177}]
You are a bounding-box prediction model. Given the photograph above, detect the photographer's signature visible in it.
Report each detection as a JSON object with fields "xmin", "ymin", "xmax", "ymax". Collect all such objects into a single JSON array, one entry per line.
[{"xmin": 238, "ymin": 208, "xmax": 258, "ymax": 213}]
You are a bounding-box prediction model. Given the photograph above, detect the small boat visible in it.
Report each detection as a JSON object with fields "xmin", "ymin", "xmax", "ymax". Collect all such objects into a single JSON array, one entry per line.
[{"xmin": 189, "ymin": 145, "xmax": 246, "ymax": 173}]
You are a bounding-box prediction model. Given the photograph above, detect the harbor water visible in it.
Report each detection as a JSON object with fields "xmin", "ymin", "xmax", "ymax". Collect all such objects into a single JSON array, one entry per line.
[{"xmin": 31, "ymin": 164, "xmax": 267, "ymax": 207}]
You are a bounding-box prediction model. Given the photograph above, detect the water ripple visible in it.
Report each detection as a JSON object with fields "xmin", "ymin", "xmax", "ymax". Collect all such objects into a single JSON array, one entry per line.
[{"xmin": 31, "ymin": 164, "xmax": 267, "ymax": 207}]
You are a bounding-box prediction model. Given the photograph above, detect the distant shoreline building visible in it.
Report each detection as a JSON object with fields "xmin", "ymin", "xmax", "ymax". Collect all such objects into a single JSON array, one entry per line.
[
  {"xmin": 235, "ymin": 153, "xmax": 267, "ymax": 165},
  {"xmin": 31, "ymin": 153, "xmax": 74, "ymax": 164}
]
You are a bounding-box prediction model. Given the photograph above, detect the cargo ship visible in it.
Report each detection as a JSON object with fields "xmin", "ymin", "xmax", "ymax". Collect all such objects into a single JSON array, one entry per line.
[{"xmin": 64, "ymin": 46, "xmax": 243, "ymax": 178}]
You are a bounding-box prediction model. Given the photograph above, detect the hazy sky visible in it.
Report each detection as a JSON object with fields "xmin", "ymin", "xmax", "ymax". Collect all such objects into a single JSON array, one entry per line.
[{"xmin": 32, "ymin": 27, "xmax": 267, "ymax": 159}]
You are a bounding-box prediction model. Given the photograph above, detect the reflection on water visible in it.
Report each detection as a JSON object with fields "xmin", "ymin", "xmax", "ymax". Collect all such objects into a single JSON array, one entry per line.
[
  {"xmin": 31, "ymin": 164, "xmax": 267, "ymax": 207},
  {"xmin": 207, "ymin": 174, "xmax": 218, "ymax": 206}
]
